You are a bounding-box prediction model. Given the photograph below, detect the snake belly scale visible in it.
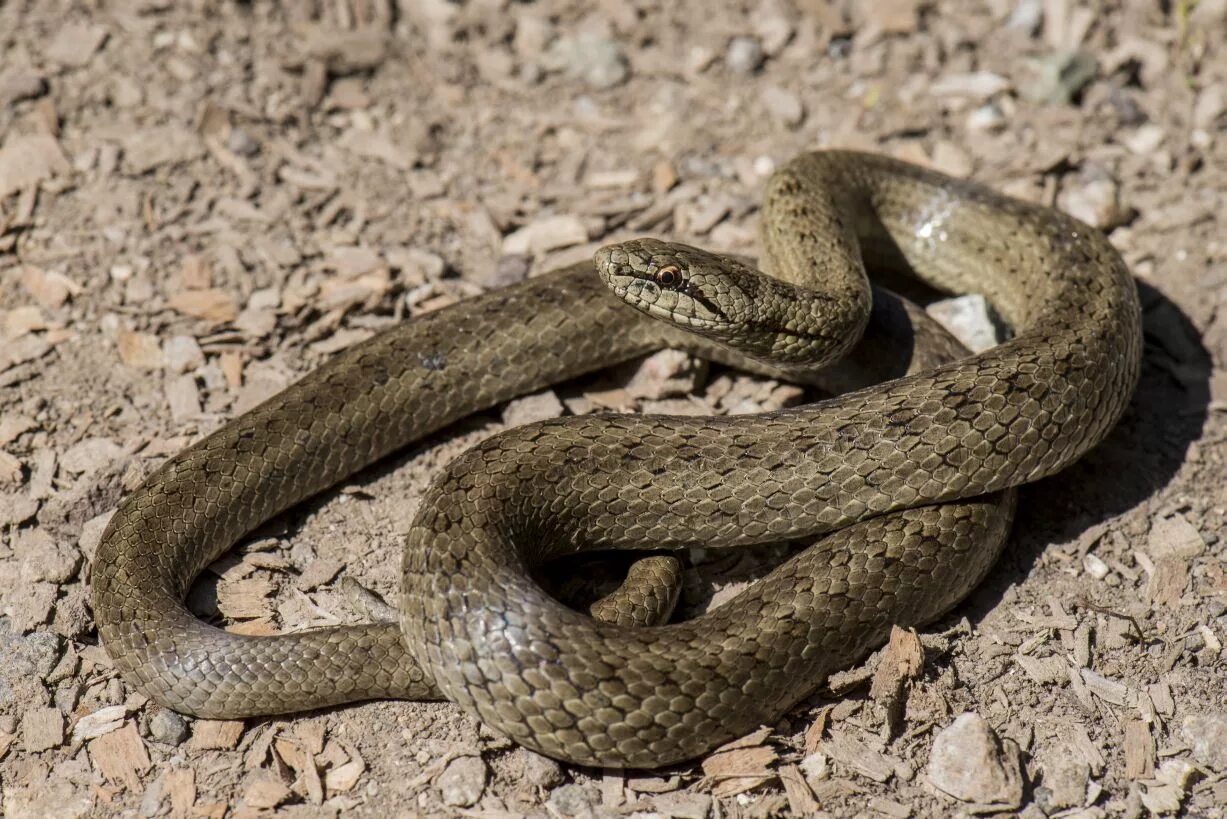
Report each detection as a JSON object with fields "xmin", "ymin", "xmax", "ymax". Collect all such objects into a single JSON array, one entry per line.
[{"xmin": 93, "ymin": 151, "xmax": 1141, "ymax": 768}]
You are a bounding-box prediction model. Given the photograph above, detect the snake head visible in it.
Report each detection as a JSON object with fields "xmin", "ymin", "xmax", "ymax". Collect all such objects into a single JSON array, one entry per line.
[{"xmin": 593, "ymin": 238, "xmax": 755, "ymax": 335}]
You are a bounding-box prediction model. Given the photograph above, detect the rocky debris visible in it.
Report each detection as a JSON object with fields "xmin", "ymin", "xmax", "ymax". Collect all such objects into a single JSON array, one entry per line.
[
  {"xmin": 437, "ymin": 755, "xmax": 487, "ymax": 807},
  {"xmin": 926, "ymin": 294, "xmax": 1003, "ymax": 353},
  {"xmin": 927, "ymin": 713, "xmax": 1024, "ymax": 811}
]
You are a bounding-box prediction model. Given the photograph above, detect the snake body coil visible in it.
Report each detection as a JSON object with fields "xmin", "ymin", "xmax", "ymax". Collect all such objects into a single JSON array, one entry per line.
[{"xmin": 93, "ymin": 152, "xmax": 1141, "ymax": 767}]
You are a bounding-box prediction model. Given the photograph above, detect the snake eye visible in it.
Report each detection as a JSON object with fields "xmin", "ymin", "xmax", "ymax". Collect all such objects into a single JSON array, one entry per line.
[{"xmin": 654, "ymin": 265, "xmax": 681, "ymax": 287}]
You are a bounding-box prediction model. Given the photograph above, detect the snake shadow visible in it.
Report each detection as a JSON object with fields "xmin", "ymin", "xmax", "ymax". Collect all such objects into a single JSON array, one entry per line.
[{"xmin": 954, "ymin": 279, "xmax": 1211, "ymax": 623}]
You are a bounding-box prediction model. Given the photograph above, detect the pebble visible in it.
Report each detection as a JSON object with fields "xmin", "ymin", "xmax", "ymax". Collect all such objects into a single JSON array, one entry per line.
[
  {"xmin": 486, "ymin": 254, "xmax": 531, "ymax": 289},
  {"xmin": 60, "ymin": 437, "xmax": 123, "ymax": 476},
  {"xmin": 522, "ymin": 750, "xmax": 564, "ymax": 788},
  {"xmin": 437, "ymin": 755, "xmax": 486, "ymax": 807},
  {"xmin": 1181, "ymin": 713, "xmax": 1227, "ymax": 771},
  {"xmin": 1024, "ymin": 50, "xmax": 1098, "ymax": 105},
  {"xmin": 502, "ymin": 390, "xmax": 565, "ymax": 426},
  {"xmin": 548, "ymin": 31, "xmax": 629, "ymax": 90},
  {"xmin": 966, "ymin": 102, "xmax": 1007, "ymax": 132},
  {"xmin": 1057, "ymin": 173, "xmax": 1126, "ymax": 230},
  {"xmin": 547, "ymin": 783, "xmax": 600, "ymax": 817},
  {"xmin": 1007, "ymin": 0, "xmax": 1044, "ymax": 35},
  {"xmin": 1122, "ymin": 123, "xmax": 1166, "ymax": 155},
  {"xmin": 926, "ymin": 294, "xmax": 1001, "ymax": 353},
  {"xmin": 625, "ymin": 350, "xmax": 707, "ymax": 400},
  {"xmin": 0, "ymin": 66, "xmax": 47, "ymax": 108},
  {"xmin": 148, "ymin": 709, "xmax": 189, "ymax": 746},
  {"xmin": 927, "ymin": 713, "xmax": 1024, "ymax": 809},
  {"xmin": 502, "ymin": 214, "xmax": 589, "ymax": 256},
  {"xmin": 163, "ymin": 335, "xmax": 205, "ymax": 374},
  {"xmin": 45, "ymin": 22, "xmax": 109, "ymax": 68},
  {"xmin": 762, "ymin": 85, "xmax": 804, "ymax": 128},
  {"xmin": 725, "ymin": 36, "xmax": 765, "ymax": 75}
]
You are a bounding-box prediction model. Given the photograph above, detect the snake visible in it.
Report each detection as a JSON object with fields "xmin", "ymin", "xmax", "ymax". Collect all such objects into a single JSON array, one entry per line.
[{"xmin": 92, "ymin": 151, "xmax": 1141, "ymax": 768}]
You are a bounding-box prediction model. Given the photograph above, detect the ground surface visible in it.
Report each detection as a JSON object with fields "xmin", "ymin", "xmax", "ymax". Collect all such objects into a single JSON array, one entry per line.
[{"xmin": 1, "ymin": 1, "xmax": 1226, "ymax": 817}]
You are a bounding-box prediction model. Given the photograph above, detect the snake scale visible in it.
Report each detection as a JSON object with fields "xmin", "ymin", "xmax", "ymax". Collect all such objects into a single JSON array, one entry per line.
[{"xmin": 93, "ymin": 151, "xmax": 1141, "ymax": 768}]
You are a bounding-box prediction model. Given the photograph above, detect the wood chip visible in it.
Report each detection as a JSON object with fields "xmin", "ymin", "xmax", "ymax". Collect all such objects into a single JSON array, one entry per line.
[
  {"xmin": 820, "ymin": 729, "xmax": 898, "ymax": 783},
  {"xmin": 870, "ymin": 625, "xmax": 924, "ymax": 701},
  {"xmin": 89, "ymin": 721, "xmax": 150, "ymax": 790},
  {"xmin": 778, "ymin": 763, "xmax": 821, "ymax": 814},
  {"xmin": 216, "ymin": 574, "xmax": 275, "ymax": 620},
  {"xmin": 701, "ymin": 727, "xmax": 777, "ymax": 797},
  {"xmin": 1124, "ymin": 719, "xmax": 1155, "ymax": 779},
  {"xmin": 165, "ymin": 768, "xmax": 196, "ymax": 819},
  {"xmin": 188, "ymin": 719, "xmax": 245, "ymax": 750}
]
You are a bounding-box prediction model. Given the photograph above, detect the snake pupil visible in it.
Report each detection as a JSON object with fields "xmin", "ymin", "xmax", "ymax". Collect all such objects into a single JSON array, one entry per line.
[{"xmin": 655, "ymin": 265, "xmax": 679, "ymax": 286}]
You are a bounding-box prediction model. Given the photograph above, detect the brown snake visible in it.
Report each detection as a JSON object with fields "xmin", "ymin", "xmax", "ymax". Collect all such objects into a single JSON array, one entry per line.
[{"xmin": 93, "ymin": 151, "xmax": 1141, "ymax": 768}]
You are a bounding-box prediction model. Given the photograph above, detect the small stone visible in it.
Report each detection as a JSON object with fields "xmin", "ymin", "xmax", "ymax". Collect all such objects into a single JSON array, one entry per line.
[
  {"xmin": 437, "ymin": 755, "xmax": 486, "ymax": 807},
  {"xmin": 625, "ymin": 350, "xmax": 707, "ymax": 400},
  {"xmin": 931, "ymin": 71, "xmax": 1011, "ymax": 100},
  {"xmin": 0, "ymin": 133, "xmax": 71, "ymax": 199},
  {"xmin": 1083, "ymin": 552, "xmax": 1110, "ymax": 579},
  {"xmin": 726, "ymin": 36, "xmax": 765, "ymax": 75},
  {"xmin": 755, "ymin": 12, "xmax": 794, "ymax": 55},
  {"xmin": 1148, "ymin": 513, "xmax": 1206, "ymax": 561},
  {"xmin": 0, "ymin": 67, "xmax": 47, "ymax": 108},
  {"xmin": 148, "ymin": 709, "xmax": 189, "ymax": 746},
  {"xmin": 387, "ymin": 247, "xmax": 446, "ymax": 285},
  {"xmin": 503, "ymin": 390, "xmax": 565, "ymax": 427},
  {"xmin": 966, "ymin": 103, "xmax": 1007, "ymax": 132},
  {"xmin": 1008, "ymin": 0, "xmax": 1044, "ymax": 35},
  {"xmin": 927, "ymin": 294, "xmax": 1002, "ymax": 353},
  {"xmin": 1024, "ymin": 50, "xmax": 1098, "ymax": 105},
  {"xmin": 548, "ymin": 783, "xmax": 600, "ymax": 817},
  {"xmin": 522, "ymin": 750, "xmax": 564, "ymax": 788},
  {"xmin": 927, "ymin": 713, "xmax": 1024, "ymax": 810},
  {"xmin": 762, "ymin": 85, "xmax": 804, "ymax": 128},
  {"xmin": 1182, "ymin": 713, "xmax": 1227, "ymax": 771},
  {"xmin": 1194, "ymin": 85, "xmax": 1225, "ymax": 130},
  {"xmin": 502, "ymin": 215, "xmax": 589, "ymax": 256},
  {"xmin": 546, "ymin": 30, "xmax": 629, "ymax": 90},
  {"xmin": 22, "ymin": 706, "xmax": 64, "ymax": 752},
  {"xmin": 931, "ymin": 141, "xmax": 973, "ymax": 178},
  {"xmin": 166, "ymin": 375, "xmax": 201, "ymax": 422},
  {"xmin": 1058, "ymin": 174, "xmax": 1126, "ymax": 230},
  {"xmin": 297, "ymin": 558, "xmax": 344, "ymax": 591},
  {"xmin": 60, "ymin": 437, "xmax": 122, "ymax": 475},
  {"xmin": 1123, "ymin": 123, "xmax": 1166, "ymax": 156},
  {"xmin": 45, "ymin": 22, "xmax": 109, "ymax": 68},
  {"xmin": 486, "ymin": 255, "xmax": 530, "ymax": 289},
  {"xmin": 163, "ymin": 335, "xmax": 205, "ymax": 374}
]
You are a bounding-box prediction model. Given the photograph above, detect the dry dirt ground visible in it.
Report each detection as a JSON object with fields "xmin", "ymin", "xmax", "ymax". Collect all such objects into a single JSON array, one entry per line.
[{"xmin": 2, "ymin": 0, "xmax": 1226, "ymax": 817}]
